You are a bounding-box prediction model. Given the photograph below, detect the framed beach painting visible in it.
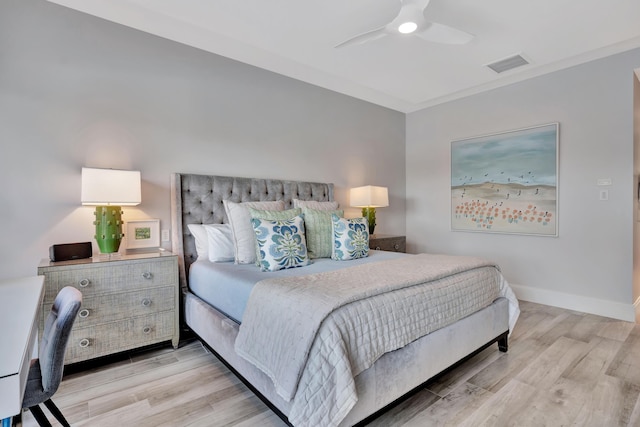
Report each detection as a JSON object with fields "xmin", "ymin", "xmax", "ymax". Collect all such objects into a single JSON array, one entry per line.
[{"xmin": 451, "ymin": 123, "xmax": 558, "ymax": 236}]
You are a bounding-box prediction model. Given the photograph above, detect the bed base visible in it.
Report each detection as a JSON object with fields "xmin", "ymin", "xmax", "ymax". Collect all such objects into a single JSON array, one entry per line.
[
  {"xmin": 194, "ymin": 326, "xmax": 508, "ymax": 427},
  {"xmin": 184, "ymin": 291, "xmax": 510, "ymax": 426},
  {"xmin": 352, "ymin": 330, "xmax": 508, "ymax": 427}
]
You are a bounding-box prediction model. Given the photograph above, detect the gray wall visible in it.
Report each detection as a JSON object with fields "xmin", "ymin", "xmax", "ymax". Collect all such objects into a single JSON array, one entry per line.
[
  {"xmin": 4, "ymin": 0, "xmax": 637, "ymax": 321},
  {"xmin": 407, "ymin": 48, "xmax": 640, "ymax": 320},
  {"xmin": 0, "ymin": 0, "xmax": 405, "ymax": 280}
]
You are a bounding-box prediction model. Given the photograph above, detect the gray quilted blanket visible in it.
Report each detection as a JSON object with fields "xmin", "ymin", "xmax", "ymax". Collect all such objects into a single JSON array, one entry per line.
[{"xmin": 234, "ymin": 253, "xmax": 516, "ymax": 427}]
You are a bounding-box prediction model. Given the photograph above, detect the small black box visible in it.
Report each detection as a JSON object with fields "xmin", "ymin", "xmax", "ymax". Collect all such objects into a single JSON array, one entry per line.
[{"xmin": 49, "ymin": 242, "xmax": 93, "ymax": 262}]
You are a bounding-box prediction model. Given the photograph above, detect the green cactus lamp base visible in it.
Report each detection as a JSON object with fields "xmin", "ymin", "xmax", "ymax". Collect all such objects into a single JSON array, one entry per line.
[
  {"xmin": 362, "ymin": 207, "xmax": 377, "ymax": 236},
  {"xmin": 93, "ymin": 206, "xmax": 124, "ymax": 254}
]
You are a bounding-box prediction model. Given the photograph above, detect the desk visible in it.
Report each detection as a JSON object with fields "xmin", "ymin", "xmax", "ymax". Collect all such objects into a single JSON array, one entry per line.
[{"xmin": 0, "ymin": 276, "xmax": 44, "ymax": 420}]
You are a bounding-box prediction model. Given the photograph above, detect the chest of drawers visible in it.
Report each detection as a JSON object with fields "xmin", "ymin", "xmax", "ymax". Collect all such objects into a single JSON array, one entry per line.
[
  {"xmin": 369, "ymin": 234, "xmax": 406, "ymax": 253},
  {"xmin": 37, "ymin": 252, "xmax": 179, "ymax": 364}
]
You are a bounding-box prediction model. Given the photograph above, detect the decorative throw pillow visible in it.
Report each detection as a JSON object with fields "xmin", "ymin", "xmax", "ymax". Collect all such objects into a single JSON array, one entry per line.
[
  {"xmin": 293, "ymin": 199, "xmax": 339, "ymax": 211},
  {"xmin": 331, "ymin": 214, "xmax": 369, "ymax": 261},
  {"xmin": 187, "ymin": 224, "xmax": 209, "ymax": 260},
  {"xmin": 223, "ymin": 200, "xmax": 285, "ymax": 264},
  {"xmin": 251, "ymin": 215, "xmax": 310, "ymax": 272},
  {"xmin": 248, "ymin": 207, "xmax": 302, "ymax": 220},
  {"xmin": 249, "ymin": 207, "xmax": 302, "ymax": 265},
  {"xmin": 302, "ymin": 209, "xmax": 343, "ymax": 259},
  {"xmin": 205, "ymin": 224, "xmax": 235, "ymax": 262}
]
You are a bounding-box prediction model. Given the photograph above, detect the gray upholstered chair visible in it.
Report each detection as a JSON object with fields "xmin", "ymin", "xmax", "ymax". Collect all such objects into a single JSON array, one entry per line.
[{"xmin": 22, "ymin": 286, "xmax": 82, "ymax": 427}]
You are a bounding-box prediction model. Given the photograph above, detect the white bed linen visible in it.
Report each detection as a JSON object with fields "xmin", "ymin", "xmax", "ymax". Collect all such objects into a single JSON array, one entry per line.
[
  {"xmin": 188, "ymin": 250, "xmax": 407, "ymax": 323},
  {"xmin": 235, "ymin": 254, "xmax": 520, "ymax": 427}
]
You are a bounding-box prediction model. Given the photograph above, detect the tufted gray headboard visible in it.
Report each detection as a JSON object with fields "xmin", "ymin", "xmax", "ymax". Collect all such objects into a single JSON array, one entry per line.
[{"xmin": 170, "ymin": 173, "xmax": 334, "ymax": 292}]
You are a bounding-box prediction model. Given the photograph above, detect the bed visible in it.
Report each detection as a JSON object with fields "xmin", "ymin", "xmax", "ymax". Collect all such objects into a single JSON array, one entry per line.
[{"xmin": 170, "ymin": 173, "xmax": 519, "ymax": 427}]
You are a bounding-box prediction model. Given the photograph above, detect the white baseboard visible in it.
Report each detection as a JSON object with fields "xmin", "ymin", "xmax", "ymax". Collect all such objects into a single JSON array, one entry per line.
[{"xmin": 510, "ymin": 284, "xmax": 636, "ymax": 323}]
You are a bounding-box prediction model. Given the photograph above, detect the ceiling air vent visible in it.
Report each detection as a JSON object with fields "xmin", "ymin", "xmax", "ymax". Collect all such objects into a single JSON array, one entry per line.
[{"xmin": 486, "ymin": 54, "xmax": 529, "ymax": 74}]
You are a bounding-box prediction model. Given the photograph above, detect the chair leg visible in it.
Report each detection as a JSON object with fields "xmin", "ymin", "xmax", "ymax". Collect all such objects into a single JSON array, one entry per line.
[
  {"xmin": 27, "ymin": 405, "xmax": 52, "ymax": 427},
  {"xmin": 43, "ymin": 399, "xmax": 70, "ymax": 427},
  {"xmin": 12, "ymin": 410, "xmax": 22, "ymax": 427}
]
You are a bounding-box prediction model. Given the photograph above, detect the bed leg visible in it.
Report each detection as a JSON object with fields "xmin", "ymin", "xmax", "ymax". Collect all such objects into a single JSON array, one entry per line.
[{"xmin": 497, "ymin": 332, "xmax": 508, "ymax": 352}]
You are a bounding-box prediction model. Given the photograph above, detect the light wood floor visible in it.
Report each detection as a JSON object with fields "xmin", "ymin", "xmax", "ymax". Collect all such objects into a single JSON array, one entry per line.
[{"xmin": 19, "ymin": 301, "xmax": 640, "ymax": 426}]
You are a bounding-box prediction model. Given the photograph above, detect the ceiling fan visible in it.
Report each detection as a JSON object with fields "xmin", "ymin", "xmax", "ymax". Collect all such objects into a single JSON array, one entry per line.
[{"xmin": 335, "ymin": 0, "xmax": 474, "ymax": 48}]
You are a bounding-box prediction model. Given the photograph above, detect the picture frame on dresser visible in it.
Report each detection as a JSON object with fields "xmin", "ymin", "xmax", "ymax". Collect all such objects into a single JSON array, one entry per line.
[{"xmin": 125, "ymin": 219, "xmax": 160, "ymax": 249}]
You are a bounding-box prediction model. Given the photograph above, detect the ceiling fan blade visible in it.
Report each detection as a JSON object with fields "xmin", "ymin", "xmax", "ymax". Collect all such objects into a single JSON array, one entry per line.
[
  {"xmin": 335, "ymin": 26, "xmax": 389, "ymax": 48},
  {"xmin": 415, "ymin": 22, "xmax": 474, "ymax": 44}
]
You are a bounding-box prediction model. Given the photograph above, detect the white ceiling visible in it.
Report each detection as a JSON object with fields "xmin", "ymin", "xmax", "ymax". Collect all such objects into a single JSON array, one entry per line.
[{"xmin": 47, "ymin": 0, "xmax": 640, "ymax": 113}]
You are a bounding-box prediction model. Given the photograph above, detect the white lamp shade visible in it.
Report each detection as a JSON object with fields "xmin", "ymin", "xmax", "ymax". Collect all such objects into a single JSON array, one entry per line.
[
  {"xmin": 350, "ymin": 185, "xmax": 389, "ymax": 208},
  {"xmin": 81, "ymin": 167, "xmax": 141, "ymax": 206}
]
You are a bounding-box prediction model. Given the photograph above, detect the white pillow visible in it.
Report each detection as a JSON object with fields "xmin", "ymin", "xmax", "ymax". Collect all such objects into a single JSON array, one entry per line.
[
  {"xmin": 205, "ymin": 224, "xmax": 235, "ymax": 262},
  {"xmin": 187, "ymin": 224, "xmax": 209, "ymax": 260},
  {"xmin": 187, "ymin": 223, "xmax": 235, "ymax": 262},
  {"xmin": 293, "ymin": 199, "xmax": 339, "ymax": 210},
  {"xmin": 223, "ymin": 200, "xmax": 285, "ymax": 264}
]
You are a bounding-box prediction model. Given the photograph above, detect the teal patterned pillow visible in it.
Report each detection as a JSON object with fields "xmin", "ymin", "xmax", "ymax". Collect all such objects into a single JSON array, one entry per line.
[
  {"xmin": 251, "ymin": 215, "xmax": 310, "ymax": 272},
  {"xmin": 302, "ymin": 209, "xmax": 343, "ymax": 259},
  {"xmin": 331, "ymin": 214, "xmax": 369, "ymax": 261},
  {"xmin": 249, "ymin": 208, "xmax": 302, "ymax": 266}
]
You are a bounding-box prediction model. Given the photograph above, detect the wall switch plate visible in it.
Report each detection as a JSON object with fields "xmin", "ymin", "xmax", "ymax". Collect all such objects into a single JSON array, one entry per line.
[
  {"xmin": 161, "ymin": 229, "xmax": 170, "ymax": 242},
  {"xmin": 599, "ymin": 189, "xmax": 609, "ymax": 201}
]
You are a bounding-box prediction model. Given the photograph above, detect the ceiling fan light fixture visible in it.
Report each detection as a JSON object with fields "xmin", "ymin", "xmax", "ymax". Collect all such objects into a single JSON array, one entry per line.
[
  {"xmin": 398, "ymin": 22, "xmax": 417, "ymax": 34},
  {"xmin": 335, "ymin": 0, "xmax": 473, "ymax": 48}
]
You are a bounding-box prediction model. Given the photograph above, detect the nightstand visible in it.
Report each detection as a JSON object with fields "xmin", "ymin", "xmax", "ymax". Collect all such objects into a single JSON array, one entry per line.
[
  {"xmin": 369, "ymin": 234, "xmax": 406, "ymax": 253},
  {"xmin": 37, "ymin": 251, "xmax": 179, "ymax": 365}
]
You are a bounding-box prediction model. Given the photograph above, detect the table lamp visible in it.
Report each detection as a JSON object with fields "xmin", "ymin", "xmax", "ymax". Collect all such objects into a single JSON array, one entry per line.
[
  {"xmin": 81, "ymin": 167, "xmax": 141, "ymax": 254},
  {"xmin": 350, "ymin": 185, "xmax": 389, "ymax": 235}
]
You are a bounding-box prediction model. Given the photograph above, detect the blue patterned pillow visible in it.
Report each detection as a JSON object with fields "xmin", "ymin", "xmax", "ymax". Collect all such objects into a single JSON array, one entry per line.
[
  {"xmin": 331, "ymin": 214, "xmax": 369, "ymax": 261},
  {"xmin": 251, "ymin": 215, "xmax": 310, "ymax": 272},
  {"xmin": 249, "ymin": 208, "xmax": 302, "ymax": 266}
]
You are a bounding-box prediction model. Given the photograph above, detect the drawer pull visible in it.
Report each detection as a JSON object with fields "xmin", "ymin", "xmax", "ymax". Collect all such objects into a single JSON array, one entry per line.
[
  {"xmin": 78, "ymin": 309, "xmax": 90, "ymax": 318},
  {"xmin": 142, "ymin": 271, "xmax": 153, "ymax": 280},
  {"xmin": 78, "ymin": 278, "xmax": 90, "ymax": 287},
  {"xmin": 79, "ymin": 338, "xmax": 90, "ymax": 348},
  {"xmin": 142, "ymin": 326, "xmax": 152, "ymax": 334},
  {"xmin": 394, "ymin": 244, "xmax": 400, "ymax": 250},
  {"xmin": 141, "ymin": 298, "xmax": 152, "ymax": 307}
]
